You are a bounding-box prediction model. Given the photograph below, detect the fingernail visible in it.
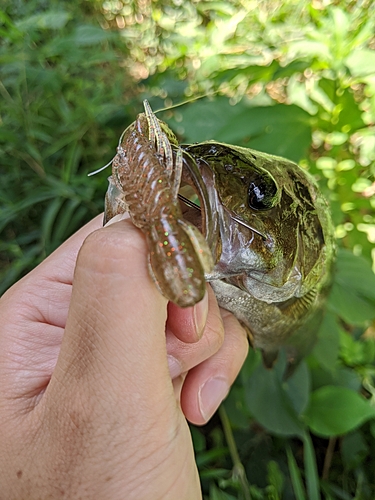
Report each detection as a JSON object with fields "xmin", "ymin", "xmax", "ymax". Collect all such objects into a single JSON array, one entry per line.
[
  {"xmin": 198, "ymin": 377, "xmax": 229, "ymax": 422},
  {"xmin": 104, "ymin": 212, "xmax": 130, "ymax": 227},
  {"xmin": 193, "ymin": 291, "xmax": 209, "ymax": 340},
  {"xmin": 167, "ymin": 355, "xmax": 182, "ymax": 379}
]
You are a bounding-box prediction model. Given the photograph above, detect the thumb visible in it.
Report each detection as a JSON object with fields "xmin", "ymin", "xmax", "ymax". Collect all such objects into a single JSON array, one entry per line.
[{"xmin": 48, "ymin": 218, "xmax": 174, "ymax": 417}]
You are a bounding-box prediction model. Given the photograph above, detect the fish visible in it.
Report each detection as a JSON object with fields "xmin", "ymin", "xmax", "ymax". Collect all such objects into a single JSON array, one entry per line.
[
  {"xmin": 104, "ymin": 101, "xmax": 335, "ymax": 367},
  {"xmin": 180, "ymin": 141, "xmax": 335, "ymax": 367}
]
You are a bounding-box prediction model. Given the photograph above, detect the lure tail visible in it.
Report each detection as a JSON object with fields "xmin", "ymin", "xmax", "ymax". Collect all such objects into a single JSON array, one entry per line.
[{"xmin": 147, "ymin": 216, "xmax": 213, "ymax": 307}]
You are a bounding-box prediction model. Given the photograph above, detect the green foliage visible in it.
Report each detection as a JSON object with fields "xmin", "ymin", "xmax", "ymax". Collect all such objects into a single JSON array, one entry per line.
[
  {"xmin": 2, "ymin": 0, "xmax": 375, "ymax": 498},
  {"xmin": 0, "ymin": 0, "xmax": 136, "ymax": 293}
]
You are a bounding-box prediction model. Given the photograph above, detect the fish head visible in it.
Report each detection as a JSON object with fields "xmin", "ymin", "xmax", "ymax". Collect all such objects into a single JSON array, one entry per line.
[{"xmin": 181, "ymin": 141, "xmax": 334, "ymax": 304}]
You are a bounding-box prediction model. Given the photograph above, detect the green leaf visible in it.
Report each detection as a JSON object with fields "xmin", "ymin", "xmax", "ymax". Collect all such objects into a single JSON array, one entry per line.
[
  {"xmin": 341, "ymin": 431, "xmax": 368, "ymax": 470},
  {"xmin": 167, "ymin": 97, "xmax": 242, "ymax": 143},
  {"xmin": 328, "ymin": 284, "xmax": 375, "ymax": 324},
  {"xmin": 73, "ymin": 25, "xmax": 111, "ymax": 46},
  {"xmin": 16, "ymin": 10, "xmax": 71, "ymax": 31},
  {"xmin": 304, "ymin": 386, "xmax": 375, "ymax": 437},
  {"xmin": 302, "ymin": 432, "xmax": 321, "ymax": 500},
  {"xmin": 209, "ymin": 484, "xmax": 237, "ymax": 500},
  {"xmin": 215, "ymin": 104, "xmax": 312, "ymax": 162},
  {"xmin": 287, "ymin": 446, "xmax": 306, "ymax": 500},
  {"xmin": 288, "ymin": 40, "xmax": 331, "ymax": 63},
  {"xmin": 345, "ymin": 49, "xmax": 375, "ymax": 78},
  {"xmin": 310, "ymin": 364, "xmax": 362, "ymax": 393},
  {"xmin": 335, "ymin": 88, "xmax": 366, "ymax": 132},
  {"xmin": 327, "ymin": 249, "xmax": 375, "ymax": 324},
  {"xmin": 223, "ymin": 387, "xmax": 251, "ymax": 430},
  {"xmin": 311, "ymin": 312, "xmax": 340, "ymax": 371},
  {"xmin": 244, "ymin": 361, "xmax": 305, "ymax": 437},
  {"xmin": 190, "ymin": 426, "xmax": 206, "ymax": 453},
  {"xmin": 267, "ymin": 460, "xmax": 284, "ymax": 496},
  {"xmin": 284, "ymin": 361, "xmax": 311, "ymax": 415}
]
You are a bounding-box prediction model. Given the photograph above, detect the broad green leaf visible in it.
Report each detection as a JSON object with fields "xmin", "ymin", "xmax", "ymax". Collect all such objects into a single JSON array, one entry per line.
[
  {"xmin": 310, "ymin": 364, "xmax": 362, "ymax": 393},
  {"xmin": 334, "ymin": 88, "xmax": 366, "ymax": 132},
  {"xmin": 240, "ymin": 347, "xmax": 262, "ymax": 383},
  {"xmin": 311, "ymin": 312, "xmax": 340, "ymax": 371},
  {"xmin": 223, "ymin": 387, "xmax": 251, "ymax": 430},
  {"xmin": 284, "ymin": 361, "xmax": 311, "ymax": 415},
  {"xmin": 327, "ymin": 249, "xmax": 375, "ymax": 324},
  {"xmin": 167, "ymin": 97, "xmax": 244, "ymax": 143},
  {"xmin": 304, "ymin": 386, "xmax": 375, "ymax": 437},
  {"xmin": 215, "ymin": 104, "xmax": 312, "ymax": 162},
  {"xmin": 244, "ymin": 362, "xmax": 305, "ymax": 437}
]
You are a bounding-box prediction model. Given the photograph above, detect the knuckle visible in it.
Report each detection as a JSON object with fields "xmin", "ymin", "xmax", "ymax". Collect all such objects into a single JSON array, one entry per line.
[{"xmin": 203, "ymin": 311, "xmax": 225, "ymax": 352}]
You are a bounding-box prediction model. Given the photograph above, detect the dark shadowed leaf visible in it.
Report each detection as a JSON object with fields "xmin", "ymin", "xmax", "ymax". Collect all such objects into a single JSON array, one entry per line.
[
  {"xmin": 244, "ymin": 361, "xmax": 305, "ymax": 437},
  {"xmin": 311, "ymin": 312, "xmax": 340, "ymax": 371},
  {"xmin": 328, "ymin": 249, "xmax": 375, "ymax": 324},
  {"xmin": 284, "ymin": 361, "xmax": 311, "ymax": 415},
  {"xmin": 73, "ymin": 25, "xmax": 110, "ymax": 46},
  {"xmin": 215, "ymin": 104, "xmax": 312, "ymax": 162}
]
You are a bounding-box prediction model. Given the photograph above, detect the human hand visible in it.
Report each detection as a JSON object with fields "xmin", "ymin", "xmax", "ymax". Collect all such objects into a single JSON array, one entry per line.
[{"xmin": 0, "ymin": 214, "xmax": 248, "ymax": 499}]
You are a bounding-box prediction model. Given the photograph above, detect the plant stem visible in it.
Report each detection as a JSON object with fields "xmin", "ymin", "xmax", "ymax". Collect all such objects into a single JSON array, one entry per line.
[
  {"xmin": 322, "ymin": 436, "xmax": 337, "ymax": 481},
  {"xmin": 218, "ymin": 404, "xmax": 251, "ymax": 500}
]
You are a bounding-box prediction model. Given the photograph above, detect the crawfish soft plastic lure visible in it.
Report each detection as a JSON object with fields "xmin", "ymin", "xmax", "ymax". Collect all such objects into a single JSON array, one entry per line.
[{"xmin": 104, "ymin": 100, "xmax": 213, "ymax": 308}]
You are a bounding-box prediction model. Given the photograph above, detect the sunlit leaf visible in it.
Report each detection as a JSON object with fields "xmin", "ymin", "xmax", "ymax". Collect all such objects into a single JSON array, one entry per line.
[{"xmin": 345, "ymin": 49, "xmax": 375, "ymax": 77}]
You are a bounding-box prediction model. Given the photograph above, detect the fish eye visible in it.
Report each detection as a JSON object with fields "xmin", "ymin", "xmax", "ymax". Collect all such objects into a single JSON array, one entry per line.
[{"xmin": 247, "ymin": 173, "xmax": 278, "ymax": 210}]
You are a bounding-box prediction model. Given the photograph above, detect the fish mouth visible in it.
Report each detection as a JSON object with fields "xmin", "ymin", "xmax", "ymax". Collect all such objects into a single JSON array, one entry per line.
[{"xmin": 178, "ymin": 148, "xmax": 267, "ymax": 269}]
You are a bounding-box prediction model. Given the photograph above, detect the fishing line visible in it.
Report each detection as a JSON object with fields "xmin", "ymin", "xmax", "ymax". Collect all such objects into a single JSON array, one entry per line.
[
  {"xmin": 177, "ymin": 194, "xmax": 201, "ymax": 211},
  {"xmin": 87, "ymin": 87, "xmax": 227, "ymax": 177}
]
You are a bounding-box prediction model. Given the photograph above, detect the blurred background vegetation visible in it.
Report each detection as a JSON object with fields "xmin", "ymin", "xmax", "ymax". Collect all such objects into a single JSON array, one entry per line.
[{"xmin": 1, "ymin": 0, "xmax": 375, "ymax": 498}]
